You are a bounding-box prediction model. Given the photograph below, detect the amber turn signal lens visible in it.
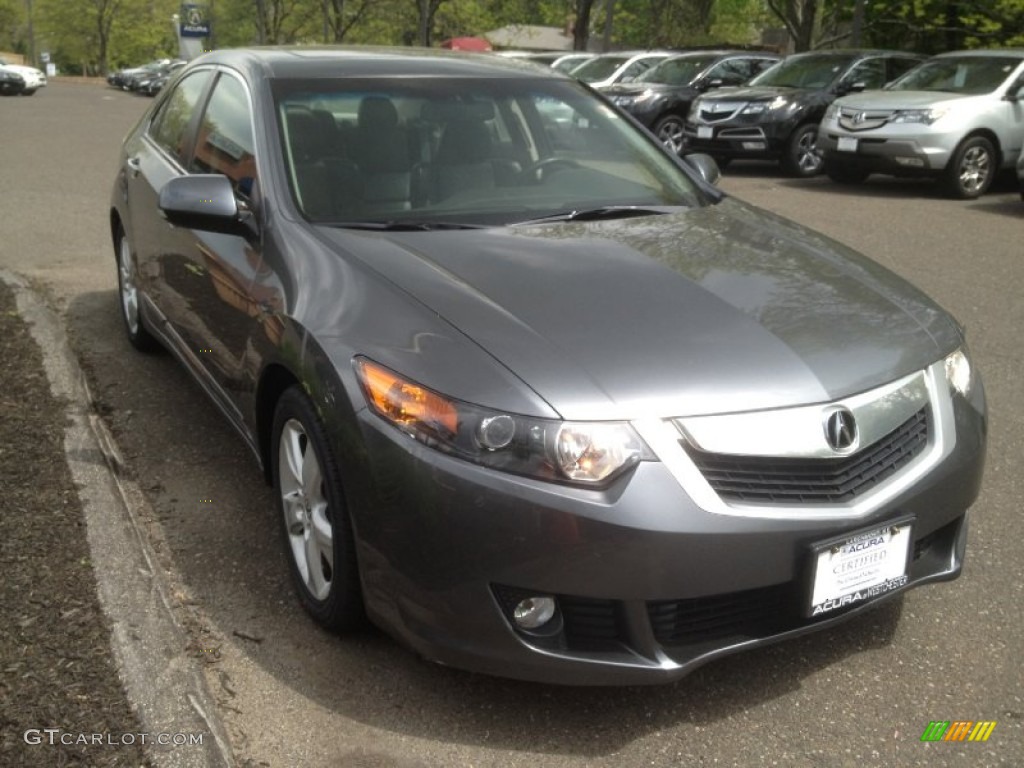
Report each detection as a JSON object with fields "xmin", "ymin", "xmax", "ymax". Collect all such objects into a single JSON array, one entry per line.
[{"xmin": 356, "ymin": 359, "xmax": 459, "ymax": 436}]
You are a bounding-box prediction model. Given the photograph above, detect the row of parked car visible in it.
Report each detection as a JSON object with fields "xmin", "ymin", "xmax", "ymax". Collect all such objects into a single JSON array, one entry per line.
[
  {"xmin": 107, "ymin": 58, "xmax": 186, "ymax": 96},
  {"xmin": 516, "ymin": 46, "xmax": 1024, "ymax": 200},
  {"xmin": 0, "ymin": 56, "xmax": 47, "ymax": 96}
]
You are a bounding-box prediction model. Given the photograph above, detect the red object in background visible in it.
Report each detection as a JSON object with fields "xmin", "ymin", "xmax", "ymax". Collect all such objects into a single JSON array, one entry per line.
[{"xmin": 440, "ymin": 37, "xmax": 493, "ymax": 52}]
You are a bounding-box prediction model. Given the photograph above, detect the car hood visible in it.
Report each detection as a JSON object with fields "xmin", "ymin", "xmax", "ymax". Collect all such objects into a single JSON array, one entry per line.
[
  {"xmin": 2, "ymin": 64, "xmax": 43, "ymax": 78},
  {"xmin": 834, "ymin": 90, "xmax": 977, "ymax": 110},
  {"xmin": 701, "ymin": 85, "xmax": 819, "ymax": 103},
  {"xmin": 605, "ymin": 83, "xmax": 692, "ymax": 97},
  {"xmin": 317, "ymin": 199, "xmax": 959, "ymax": 420}
]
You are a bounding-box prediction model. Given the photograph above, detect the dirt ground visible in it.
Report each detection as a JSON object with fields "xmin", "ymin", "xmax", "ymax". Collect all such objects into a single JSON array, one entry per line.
[{"xmin": 0, "ymin": 280, "xmax": 150, "ymax": 767}]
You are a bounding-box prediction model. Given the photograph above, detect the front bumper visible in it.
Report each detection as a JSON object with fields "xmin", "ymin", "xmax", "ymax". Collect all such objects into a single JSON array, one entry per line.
[
  {"xmin": 347, "ymin": 366, "xmax": 986, "ymax": 685},
  {"xmin": 818, "ymin": 123, "xmax": 959, "ymax": 175},
  {"xmin": 683, "ymin": 116, "xmax": 797, "ymax": 159}
]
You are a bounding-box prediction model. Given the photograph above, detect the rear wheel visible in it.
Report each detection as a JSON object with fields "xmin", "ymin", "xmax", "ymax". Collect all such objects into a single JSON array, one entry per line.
[
  {"xmin": 943, "ymin": 136, "xmax": 996, "ymax": 199},
  {"xmin": 115, "ymin": 227, "xmax": 160, "ymax": 352},
  {"xmin": 652, "ymin": 114, "xmax": 686, "ymax": 155},
  {"xmin": 272, "ymin": 386, "xmax": 363, "ymax": 632},
  {"xmin": 782, "ymin": 123, "xmax": 824, "ymax": 177},
  {"xmin": 824, "ymin": 156, "xmax": 870, "ymax": 185}
]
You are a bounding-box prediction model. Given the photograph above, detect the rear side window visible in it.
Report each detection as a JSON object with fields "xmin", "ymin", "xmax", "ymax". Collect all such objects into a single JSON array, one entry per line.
[
  {"xmin": 843, "ymin": 58, "xmax": 886, "ymax": 90},
  {"xmin": 887, "ymin": 57, "xmax": 922, "ymax": 82},
  {"xmin": 149, "ymin": 70, "xmax": 213, "ymax": 165}
]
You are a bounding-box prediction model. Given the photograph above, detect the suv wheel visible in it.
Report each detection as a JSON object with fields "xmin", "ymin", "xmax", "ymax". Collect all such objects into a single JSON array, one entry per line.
[
  {"xmin": 824, "ymin": 156, "xmax": 870, "ymax": 185},
  {"xmin": 944, "ymin": 136, "xmax": 996, "ymax": 199},
  {"xmin": 652, "ymin": 115, "xmax": 686, "ymax": 155},
  {"xmin": 782, "ymin": 123, "xmax": 823, "ymax": 177}
]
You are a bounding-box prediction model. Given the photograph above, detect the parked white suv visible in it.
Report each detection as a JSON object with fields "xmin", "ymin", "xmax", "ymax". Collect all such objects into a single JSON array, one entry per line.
[
  {"xmin": 0, "ymin": 57, "xmax": 47, "ymax": 95},
  {"xmin": 818, "ymin": 49, "xmax": 1024, "ymax": 198}
]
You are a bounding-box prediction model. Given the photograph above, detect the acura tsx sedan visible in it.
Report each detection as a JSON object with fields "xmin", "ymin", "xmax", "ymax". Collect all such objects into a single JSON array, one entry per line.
[{"xmin": 109, "ymin": 47, "xmax": 986, "ymax": 685}]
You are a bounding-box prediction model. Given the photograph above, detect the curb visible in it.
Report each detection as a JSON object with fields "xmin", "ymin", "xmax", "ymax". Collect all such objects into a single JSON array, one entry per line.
[{"xmin": 1, "ymin": 269, "xmax": 234, "ymax": 768}]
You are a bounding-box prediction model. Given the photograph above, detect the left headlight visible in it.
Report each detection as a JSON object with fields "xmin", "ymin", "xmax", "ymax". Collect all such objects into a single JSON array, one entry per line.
[
  {"xmin": 355, "ymin": 358, "xmax": 653, "ymax": 486},
  {"xmin": 944, "ymin": 347, "xmax": 972, "ymax": 396}
]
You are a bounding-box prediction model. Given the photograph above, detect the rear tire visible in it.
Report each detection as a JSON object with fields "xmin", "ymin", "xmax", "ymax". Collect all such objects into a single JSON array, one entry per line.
[
  {"xmin": 782, "ymin": 123, "xmax": 824, "ymax": 177},
  {"xmin": 943, "ymin": 136, "xmax": 996, "ymax": 199},
  {"xmin": 824, "ymin": 156, "xmax": 870, "ymax": 185},
  {"xmin": 272, "ymin": 386, "xmax": 364, "ymax": 632}
]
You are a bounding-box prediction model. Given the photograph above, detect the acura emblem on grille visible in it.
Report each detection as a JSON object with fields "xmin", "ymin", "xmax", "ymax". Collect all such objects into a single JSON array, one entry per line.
[
  {"xmin": 853, "ymin": 111, "xmax": 865, "ymax": 124},
  {"xmin": 824, "ymin": 408, "xmax": 858, "ymax": 453}
]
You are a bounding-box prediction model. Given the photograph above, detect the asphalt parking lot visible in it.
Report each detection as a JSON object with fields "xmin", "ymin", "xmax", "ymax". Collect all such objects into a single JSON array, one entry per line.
[{"xmin": 1, "ymin": 81, "xmax": 1022, "ymax": 767}]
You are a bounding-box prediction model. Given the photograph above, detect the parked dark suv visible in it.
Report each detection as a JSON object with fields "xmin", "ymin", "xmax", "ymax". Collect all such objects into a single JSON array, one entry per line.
[
  {"xmin": 684, "ymin": 50, "xmax": 925, "ymax": 175},
  {"xmin": 604, "ymin": 50, "xmax": 780, "ymax": 154}
]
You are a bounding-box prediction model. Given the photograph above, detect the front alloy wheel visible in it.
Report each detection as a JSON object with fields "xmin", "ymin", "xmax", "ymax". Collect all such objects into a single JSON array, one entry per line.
[
  {"xmin": 783, "ymin": 123, "xmax": 824, "ymax": 177},
  {"xmin": 653, "ymin": 114, "xmax": 686, "ymax": 155},
  {"xmin": 944, "ymin": 136, "xmax": 995, "ymax": 199},
  {"xmin": 272, "ymin": 386, "xmax": 362, "ymax": 631}
]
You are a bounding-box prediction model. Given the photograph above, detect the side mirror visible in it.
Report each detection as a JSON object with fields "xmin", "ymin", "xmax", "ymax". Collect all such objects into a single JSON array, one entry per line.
[
  {"xmin": 682, "ymin": 152, "xmax": 721, "ymax": 186},
  {"xmin": 158, "ymin": 174, "xmax": 245, "ymax": 234}
]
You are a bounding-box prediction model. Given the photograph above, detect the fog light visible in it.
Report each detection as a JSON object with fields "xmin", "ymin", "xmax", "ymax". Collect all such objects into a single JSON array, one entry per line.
[
  {"xmin": 513, "ymin": 596, "xmax": 556, "ymax": 629},
  {"xmin": 894, "ymin": 156, "xmax": 925, "ymax": 167},
  {"xmin": 742, "ymin": 141, "xmax": 766, "ymax": 150}
]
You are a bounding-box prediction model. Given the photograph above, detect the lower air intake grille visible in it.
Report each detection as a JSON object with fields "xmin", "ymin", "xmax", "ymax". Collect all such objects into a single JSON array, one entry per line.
[
  {"xmin": 648, "ymin": 583, "xmax": 793, "ymax": 646},
  {"xmin": 685, "ymin": 407, "xmax": 929, "ymax": 504}
]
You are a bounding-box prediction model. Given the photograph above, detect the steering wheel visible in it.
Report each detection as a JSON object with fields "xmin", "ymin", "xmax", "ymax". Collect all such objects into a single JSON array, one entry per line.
[{"xmin": 522, "ymin": 157, "xmax": 580, "ymax": 183}]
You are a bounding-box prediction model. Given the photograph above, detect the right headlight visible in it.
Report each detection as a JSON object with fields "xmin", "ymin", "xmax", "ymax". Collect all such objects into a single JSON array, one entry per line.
[
  {"xmin": 944, "ymin": 347, "xmax": 973, "ymax": 397},
  {"xmin": 355, "ymin": 358, "xmax": 653, "ymax": 486}
]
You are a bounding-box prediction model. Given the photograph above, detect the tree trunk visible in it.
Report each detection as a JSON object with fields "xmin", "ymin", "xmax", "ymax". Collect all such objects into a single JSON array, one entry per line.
[{"xmin": 573, "ymin": 0, "xmax": 595, "ymax": 51}]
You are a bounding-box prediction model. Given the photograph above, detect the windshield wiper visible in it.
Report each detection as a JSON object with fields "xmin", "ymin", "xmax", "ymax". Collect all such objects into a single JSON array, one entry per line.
[
  {"xmin": 326, "ymin": 220, "xmax": 488, "ymax": 231},
  {"xmin": 516, "ymin": 205, "xmax": 683, "ymax": 226}
]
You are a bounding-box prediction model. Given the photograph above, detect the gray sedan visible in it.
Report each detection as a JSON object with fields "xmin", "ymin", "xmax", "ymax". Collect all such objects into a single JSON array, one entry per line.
[{"xmin": 109, "ymin": 47, "xmax": 986, "ymax": 685}]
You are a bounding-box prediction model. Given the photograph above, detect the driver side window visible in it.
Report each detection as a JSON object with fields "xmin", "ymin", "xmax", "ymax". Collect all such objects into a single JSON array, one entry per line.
[{"xmin": 189, "ymin": 72, "xmax": 258, "ymax": 200}]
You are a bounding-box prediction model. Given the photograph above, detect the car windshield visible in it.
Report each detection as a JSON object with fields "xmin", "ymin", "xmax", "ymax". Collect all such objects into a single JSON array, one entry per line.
[
  {"xmin": 272, "ymin": 77, "xmax": 706, "ymax": 227},
  {"xmin": 637, "ymin": 56, "xmax": 716, "ymax": 85},
  {"xmin": 750, "ymin": 54, "xmax": 855, "ymax": 89},
  {"xmin": 553, "ymin": 56, "xmax": 591, "ymax": 74},
  {"xmin": 572, "ymin": 55, "xmax": 631, "ymax": 82},
  {"xmin": 887, "ymin": 55, "xmax": 1022, "ymax": 94}
]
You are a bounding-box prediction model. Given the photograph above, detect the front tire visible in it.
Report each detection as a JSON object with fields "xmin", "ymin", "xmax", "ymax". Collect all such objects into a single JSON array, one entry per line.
[
  {"xmin": 272, "ymin": 386, "xmax": 363, "ymax": 632},
  {"xmin": 943, "ymin": 136, "xmax": 996, "ymax": 199},
  {"xmin": 115, "ymin": 227, "xmax": 160, "ymax": 352},
  {"xmin": 652, "ymin": 114, "xmax": 686, "ymax": 156},
  {"xmin": 782, "ymin": 123, "xmax": 824, "ymax": 177}
]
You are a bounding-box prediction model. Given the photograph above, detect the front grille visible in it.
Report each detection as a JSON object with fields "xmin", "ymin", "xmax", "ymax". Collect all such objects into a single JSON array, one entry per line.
[
  {"xmin": 698, "ymin": 101, "xmax": 744, "ymax": 121},
  {"xmin": 837, "ymin": 107, "xmax": 893, "ymax": 132},
  {"xmin": 648, "ymin": 583, "xmax": 794, "ymax": 647},
  {"xmin": 685, "ymin": 407, "xmax": 929, "ymax": 504}
]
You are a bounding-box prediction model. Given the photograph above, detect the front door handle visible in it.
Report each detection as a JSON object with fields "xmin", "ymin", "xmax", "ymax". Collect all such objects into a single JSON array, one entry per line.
[{"xmin": 126, "ymin": 156, "xmax": 141, "ymax": 176}]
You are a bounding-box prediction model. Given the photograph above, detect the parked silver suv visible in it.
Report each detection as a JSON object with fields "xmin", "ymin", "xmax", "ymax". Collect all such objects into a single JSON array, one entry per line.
[{"xmin": 818, "ymin": 49, "xmax": 1024, "ymax": 198}]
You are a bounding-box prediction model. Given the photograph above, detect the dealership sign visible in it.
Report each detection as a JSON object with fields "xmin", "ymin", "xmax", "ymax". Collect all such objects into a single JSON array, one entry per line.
[{"xmin": 180, "ymin": 4, "xmax": 210, "ymax": 38}]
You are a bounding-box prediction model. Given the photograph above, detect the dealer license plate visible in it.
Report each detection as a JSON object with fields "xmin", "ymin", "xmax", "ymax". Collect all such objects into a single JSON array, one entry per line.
[
  {"xmin": 808, "ymin": 518, "xmax": 912, "ymax": 617},
  {"xmin": 697, "ymin": 125, "xmax": 713, "ymax": 139},
  {"xmin": 837, "ymin": 136, "xmax": 858, "ymax": 153}
]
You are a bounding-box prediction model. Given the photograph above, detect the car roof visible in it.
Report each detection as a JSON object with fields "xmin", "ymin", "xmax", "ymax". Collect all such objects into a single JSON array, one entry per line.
[
  {"xmin": 932, "ymin": 48, "xmax": 1024, "ymax": 58},
  {"xmin": 784, "ymin": 49, "xmax": 922, "ymax": 58},
  {"xmin": 190, "ymin": 46, "xmax": 565, "ymax": 81}
]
